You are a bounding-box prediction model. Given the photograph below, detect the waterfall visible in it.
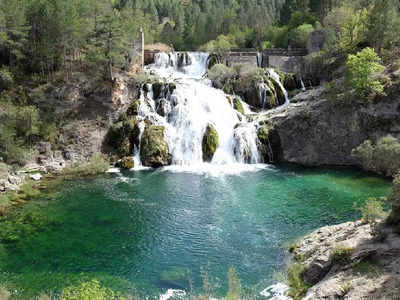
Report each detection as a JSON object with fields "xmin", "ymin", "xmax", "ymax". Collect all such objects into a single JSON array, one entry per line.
[
  {"xmin": 130, "ymin": 52, "xmax": 289, "ymax": 170},
  {"xmin": 257, "ymin": 52, "xmax": 263, "ymax": 68},
  {"xmin": 301, "ymin": 79, "xmax": 306, "ymax": 92}
]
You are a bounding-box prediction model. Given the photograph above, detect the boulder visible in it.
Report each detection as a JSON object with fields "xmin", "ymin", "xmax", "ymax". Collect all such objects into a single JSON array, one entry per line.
[
  {"xmin": 140, "ymin": 125, "xmax": 171, "ymax": 167},
  {"xmin": 202, "ymin": 124, "xmax": 219, "ymax": 162},
  {"xmin": 233, "ymin": 98, "xmax": 245, "ymax": 114},
  {"xmin": 120, "ymin": 157, "xmax": 134, "ymax": 169}
]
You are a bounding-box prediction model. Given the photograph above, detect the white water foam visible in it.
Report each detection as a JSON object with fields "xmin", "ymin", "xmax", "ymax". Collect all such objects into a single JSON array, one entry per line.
[{"xmin": 260, "ymin": 282, "xmax": 291, "ymax": 300}]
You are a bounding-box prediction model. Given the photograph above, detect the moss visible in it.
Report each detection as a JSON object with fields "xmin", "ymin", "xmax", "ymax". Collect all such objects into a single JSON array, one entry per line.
[
  {"xmin": 202, "ymin": 124, "xmax": 219, "ymax": 162},
  {"xmin": 207, "ymin": 54, "xmax": 220, "ymax": 69},
  {"xmin": 140, "ymin": 125, "xmax": 170, "ymax": 168},
  {"xmin": 120, "ymin": 157, "xmax": 134, "ymax": 170},
  {"xmin": 233, "ymin": 98, "xmax": 244, "ymax": 114},
  {"xmin": 354, "ymin": 261, "xmax": 382, "ymax": 278},
  {"xmin": 107, "ymin": 117, "xmax": 140, "ymax": 156},
  {"xmin": 126, "ymin": 100, "xmax": 140, "ymax": 116},
  {"xmin": 226, "ymin": 96, "xmax": 233, "ymax": 105}
]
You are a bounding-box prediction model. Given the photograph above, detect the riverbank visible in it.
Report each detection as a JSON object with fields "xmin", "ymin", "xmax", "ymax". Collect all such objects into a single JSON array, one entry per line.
[{"xmin": 289, "ymin": 220, "xmax": 400, "ymax": 300}]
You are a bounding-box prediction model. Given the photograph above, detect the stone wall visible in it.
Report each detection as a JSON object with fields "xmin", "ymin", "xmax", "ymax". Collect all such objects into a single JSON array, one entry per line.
[
  {"xmin": 226, "ymin": 52, "xmax": 258, "ymax": 67},
  {"xmin": 266, "ymin": 55, "xmax": 305, "ymax": 74}
]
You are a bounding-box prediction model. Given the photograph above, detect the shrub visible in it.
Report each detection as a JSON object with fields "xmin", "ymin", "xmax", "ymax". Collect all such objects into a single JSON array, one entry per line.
[
  {"xmin": 331, "ymin": 244, "xmax": 354, "ymax": 263},
  {"xmin": 352, "ymin": 135, "xmax": 400, "ymax": 177},
  {"xmin": 61, "ymin": 279, "xmax": 126, "ymax": 300},
  {"xmin": 208, "ymin": 64, "xmax": 235, "ymax": 88},
  {"xmin": 388, "ymin": 173, "xmax": 400, "ymax": 225},
  {"xmin": 62, "ymin": 153, "xmax": 109, "ymax": 178},
  {"xmin": 346, "ymin": 47, "xmax": 386, "ymax": 98},
  {"xmin": 285, "ymin": 262, "xmax": 309, "ymax": 300},
  {"xmin": 291, "ymin": 24, "xmax": 314, "ymax": 48},
  {"xmin": 355, "ymin": 197, "xmax": 388, "ymax": 224}
]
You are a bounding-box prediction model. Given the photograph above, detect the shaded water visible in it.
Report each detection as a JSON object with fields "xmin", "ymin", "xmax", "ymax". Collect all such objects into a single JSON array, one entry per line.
[{"xmin": 0, "ymin": 166, "xmax": 391, "ymax": 298}]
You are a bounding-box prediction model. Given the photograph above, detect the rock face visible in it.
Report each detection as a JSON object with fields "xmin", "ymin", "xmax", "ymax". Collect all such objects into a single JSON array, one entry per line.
[
  {"xmin": 268, "ymin": 87, "xmax": 400, "ymax": 167},
  {"xmin": 257, "ymin": 122, "xmax": 282, "ymax": 163},
  {"xmin": 389, "ymin": 174, "xmax": 400, "ymax": 225},
  {"xmin": 202, "ymin": 124, "xmax": 219, "ymax": 162},
  {"xmin": 292, "ymin": 221, "xmax": 400, "ymax": 300},
  {"xmin": 140, "ymin": 125, "xmax": 171, "ymax": 167}
]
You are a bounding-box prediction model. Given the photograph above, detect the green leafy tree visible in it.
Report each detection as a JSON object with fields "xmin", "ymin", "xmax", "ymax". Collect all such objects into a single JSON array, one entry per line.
[{"xmin": 346, "ymin": 47, "xmax": 385, "ymax": 97}]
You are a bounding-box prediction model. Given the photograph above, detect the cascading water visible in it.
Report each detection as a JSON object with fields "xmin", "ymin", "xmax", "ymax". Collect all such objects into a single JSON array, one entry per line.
[{"xmin": 131, "ymin": 52, "xmax": 289, "ymax": 171}]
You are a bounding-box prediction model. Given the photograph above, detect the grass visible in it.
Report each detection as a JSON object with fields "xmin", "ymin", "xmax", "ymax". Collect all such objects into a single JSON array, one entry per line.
[
  {"xmin": 330, "ymin": 244, "xmax": 354, "ymax": 263},
  {"xmin": 280, "ymin": 262, "xmax": 309, "ymax": 300},
  {"xmin": 353, "ymin": 261, "xmax": 382, "ymax": 278},
  {"xmin": 61, "ymin": 153, "xmax": 109, "ymax": 179}
]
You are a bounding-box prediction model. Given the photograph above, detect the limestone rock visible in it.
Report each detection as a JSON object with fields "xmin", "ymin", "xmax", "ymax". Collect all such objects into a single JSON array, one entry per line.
[
  {"xmin": 140, "ymin": 125, "xmax": 171, "ymax": 167},
  {"xmin": 202, "ymin": 124, "xmax": 219, "ymax": 162}
]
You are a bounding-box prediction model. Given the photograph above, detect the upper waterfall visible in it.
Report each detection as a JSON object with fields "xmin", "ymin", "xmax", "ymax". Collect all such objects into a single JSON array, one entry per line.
[{"xmin": 128, "ymin": 51, "xmax": 289, "ymax": 172}]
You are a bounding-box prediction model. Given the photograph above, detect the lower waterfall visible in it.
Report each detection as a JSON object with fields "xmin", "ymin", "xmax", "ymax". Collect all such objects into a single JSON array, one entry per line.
[{"xmin": 131, "ymin": 52, "xmax": 288, "ymax": 171}]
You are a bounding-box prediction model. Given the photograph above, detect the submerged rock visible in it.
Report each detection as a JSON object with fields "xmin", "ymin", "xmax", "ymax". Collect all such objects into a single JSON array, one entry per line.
[
  {"xmin": 202, "ymin": 124, "xmax": 219, "ymax": 162},
  {"xmin": 140, "ymin": 125, "xmax": 171, "ymax": 167}
]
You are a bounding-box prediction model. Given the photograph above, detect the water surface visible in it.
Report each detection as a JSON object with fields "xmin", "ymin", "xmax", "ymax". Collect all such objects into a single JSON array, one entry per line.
[{"xmin": 0, "ymin": 165, "xmax": 391, "ymax": 298}]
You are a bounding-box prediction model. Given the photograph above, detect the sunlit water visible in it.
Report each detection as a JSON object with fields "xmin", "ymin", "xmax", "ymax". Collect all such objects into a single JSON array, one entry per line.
[{"xmin": 0, "ymin": 166, "xmax": 390, "ymax": 299}]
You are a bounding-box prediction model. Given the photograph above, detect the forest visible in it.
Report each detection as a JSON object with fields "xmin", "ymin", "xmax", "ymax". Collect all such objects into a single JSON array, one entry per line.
[{"xmin": 1, "ymin": 0, "xmax": 400, "ymax": 164}]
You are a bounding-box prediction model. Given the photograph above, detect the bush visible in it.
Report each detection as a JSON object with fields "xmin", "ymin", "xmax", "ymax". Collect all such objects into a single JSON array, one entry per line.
[
  {"xmin": 331, "ymin": 244, "xmax": 354, "ymax": 263},
  {"xmin": 61, "ymin": 279, "xmax": 126, "ymax": 300},
  {"xmin": 346, "ymin": 47, "xmax": 386, "ymax": 98},
  {"xmin": 208, "ymin": 64, "xmax": 235, "ymax": 88},
  {"xmin": 355, "ymin": 197, "xmax": 388, "ymax": 224},
  {"xmin": 352, "ymin": 135, "xmax": 400, "ymax": 177},
  {"xmin": 388, "ymin": 173, "xmax": 400, "ymax": 225},
  {"xmin": 291, "ymin": 24, "xmax": 314, "ymax": 48},
  {"xmin": 285, "ymin": 262, "xmax": 309, "ymax": 300},
  {"xmin": 62, "ymin": 153, "xmax": 109, "ymax": 178}
]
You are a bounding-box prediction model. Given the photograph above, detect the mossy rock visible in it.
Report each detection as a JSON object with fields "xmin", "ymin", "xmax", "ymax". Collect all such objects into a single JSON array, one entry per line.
[
  {"xmin": 257, "ymin": 123, "xmax": 275, "ymax": 163},
  {"xmin": 168, "ymin": 83, "xmax": 176, "ymax": 94},
  {"xmin": 283, "ymin": 73, "xmax": 300, "ymax": 91},
  {"xmin": 140, "ymin": 125, "xmax": 171, "ymax": 168},
  {"xmin": 120, "ymin": 157, "xmax": 134, "ymax": 169},
  {"xmin": 152, "ymin": 82, "xmax": 164, "ymax": 99},
  {"xmin": 233, "ymin": 98, "xmax": 245, "ymax": 114},
  {"xmin": 127, "ymin": 100, "xmax": 140, "ymax": 116},
  {"xmin": 207, "ymin": 54, "xmax": 220, "ymax": 69},
  {"xmin": 107, "ymin": 117, "xmax": 141, "ymax": 155},
  {"xmin": 202, "ymin": 124, "xmax": 219, "ymax": 162},
  {"xmin": 160, "ymin": 267, "xmax": 189, "ymax": 289},
  {"xmin": 270, "ymin": 78, "xmax": 286, "ymax": 105}
]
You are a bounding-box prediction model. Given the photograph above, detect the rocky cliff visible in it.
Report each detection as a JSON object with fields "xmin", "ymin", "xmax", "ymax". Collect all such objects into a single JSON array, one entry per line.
[
  {"xmin": 291, "ymin": 221, "xmax": 400, "ymax": 299},
  {"xmin": 267, "ymin": 87, "xmax": 400, "ymax": 167}
]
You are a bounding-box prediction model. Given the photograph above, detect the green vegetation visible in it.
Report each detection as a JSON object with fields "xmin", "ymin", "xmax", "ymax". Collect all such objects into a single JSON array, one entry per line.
[
  {"xmin": 346, "ymin": 48, "xmax": 386, "ymax": 97},
  {"xmin": 61, "ymin": 153, "xmax": 109, "ymax": 178},
  {"xmin": 61, "ymin": 279, "xmax": 127, "ymax": 300},
  {"xmin": 330, "ymin": 244, "xmax": 354, "ymax": 263},
  {"xmin": 352, "ymin": 136, "xmax": 400, "ymax": 177},
  {"xmin": 140, "ymin": 125, "xmax": 170, "ymax": 167},
  {"xmin": 233, "ymin": 98, "xmax": 245, "ymax": 115},
  {"xmin": 355, "ymin": 197, "xmax": 387, "ymax": 224},
  {"xmin": 354, "ymin": 261, "xmax": 382, "ymax": 278},
  {"xmin": 284, "ymin": 262, "xmax": 309, "ymax": 300},
  {"xmin": 389, "ymin": 173, "xmax": 400, "ymax": 225},
  {"xmin": 202, "ymin": 124, "xmax": 219, "ymax": 162}
]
